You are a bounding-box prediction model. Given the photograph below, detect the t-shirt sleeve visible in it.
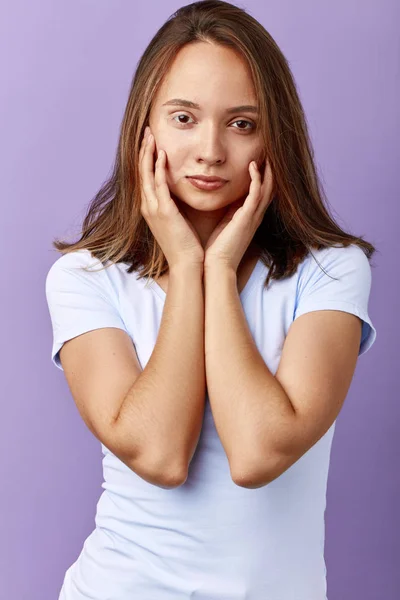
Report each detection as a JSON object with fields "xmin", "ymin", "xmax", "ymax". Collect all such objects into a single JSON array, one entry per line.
[
  {"xmin": 293, "ymin": 244, "xmax": 377, "ymax": 356},
  {"xmin": 45, "ymin": 250, "xmax": 128, "ymax": 370}
]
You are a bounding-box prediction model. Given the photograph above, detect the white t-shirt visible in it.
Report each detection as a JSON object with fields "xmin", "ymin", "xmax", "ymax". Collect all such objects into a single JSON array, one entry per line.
[{"xmin": 45, "ymin": 244, "xmax": 377, "ymax": 600}]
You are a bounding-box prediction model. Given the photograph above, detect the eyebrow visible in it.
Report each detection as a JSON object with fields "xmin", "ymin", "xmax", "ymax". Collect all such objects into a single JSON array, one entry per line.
[{"xmin": 161, "ymin": 98, "xmax": 259, "ymax": 114}]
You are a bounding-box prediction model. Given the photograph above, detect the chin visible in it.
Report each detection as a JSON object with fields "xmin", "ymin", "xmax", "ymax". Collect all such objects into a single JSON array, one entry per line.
[{"xmin": 172, "ymin": 189, "xmax": 233, "ymax": 212}]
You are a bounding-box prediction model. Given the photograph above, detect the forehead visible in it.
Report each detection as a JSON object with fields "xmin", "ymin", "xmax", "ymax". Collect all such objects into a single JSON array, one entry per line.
[{"xmin": 155, "ymin": 42, "xmax": 257, "ymax": 108}]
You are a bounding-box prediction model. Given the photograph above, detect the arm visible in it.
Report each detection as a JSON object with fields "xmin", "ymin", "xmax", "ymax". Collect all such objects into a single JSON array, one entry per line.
[
  {"xmin": 112, "ymin": 262, "xmax": 206, "ymax": 486},
  {"xmin": 59, "ymin": 262, "xmax": 205, "ymax": 490},
  {"xmin": 204, "ymin": 264, "xmax": 362, "ymax": 489}
]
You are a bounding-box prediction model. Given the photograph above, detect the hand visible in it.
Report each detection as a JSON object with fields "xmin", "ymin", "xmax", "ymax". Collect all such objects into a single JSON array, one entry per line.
[
  {"xmin": 139, "ymin": 126, "xmax": 205, "ymax": 270},
  {"xmin": 204, "ymin": 159, "xmax": 274, "ymax": 272}
]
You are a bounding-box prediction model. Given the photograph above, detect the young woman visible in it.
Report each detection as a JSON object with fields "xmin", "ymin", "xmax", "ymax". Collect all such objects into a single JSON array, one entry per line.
[{"xmin": 46, "ymin": 1, "xmax": 377, "ymax": 598}]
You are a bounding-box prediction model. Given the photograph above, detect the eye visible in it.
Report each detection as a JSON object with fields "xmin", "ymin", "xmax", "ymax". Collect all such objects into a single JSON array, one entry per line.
[
  {"xmin": 172, "ymin": 113, "xmax": 194, "ymax": 125},
  {"xmin": 231, "ymin": 119, "xmax": 255, "ymax": 131},
  {"xmin": 171, "ymin": 113, "xmax": 256, "ymax": 132}
]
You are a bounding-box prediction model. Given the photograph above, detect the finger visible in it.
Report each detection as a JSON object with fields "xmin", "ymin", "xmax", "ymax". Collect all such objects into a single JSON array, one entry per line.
[
  {"xmin": 138, "ymin": 134, "xmax": 150, "ymax": 217},
  {"xmin": 139, "ymin": 132, "xmax": 155, "ymax": 215},
  {"xmin": 154, "ymin": 149, "xmax": 173, "ymax": 213},
  {"xmin": 244, "ymin": 161, "xmax": 262, "ymax": 214},
  {"xmin": 142, "ymin": 133, "xmax": 158, "ymax": 209},
  {"xmin": 260, "ymin": 161, "xmax": 273, "ymax": 202},
  {"xmin": 138, "ymin": 130, "xmax": 149, "ymax": 186},
  {"xmin": 255, "ymin": 161, "xmax": 274, "ymax": 220},
  {"xmin": 139, "ymin": 131, "xmax": 147, "ymax": 162}
]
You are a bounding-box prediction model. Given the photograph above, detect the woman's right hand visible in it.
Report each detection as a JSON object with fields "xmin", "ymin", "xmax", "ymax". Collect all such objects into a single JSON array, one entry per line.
[{"xmin": 138, "ymin": 126, "xmax": 205, "ymax": 270}]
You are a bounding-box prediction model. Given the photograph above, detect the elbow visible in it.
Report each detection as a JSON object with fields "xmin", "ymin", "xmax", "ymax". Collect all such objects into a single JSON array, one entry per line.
[
  {"xmin": 231, "ymin": 464, "xmax": 275, "ymax": 489},
  {"xmin": 151, "ymin": 449, "xmax": 190, "ymax": 489},
  {"xmin": 230, "ymin": 452, "xmax": 291, "ymax": 489},
  {"xmin": 127, "ymin": 452, "xmax": 188, "ymax": 489},
  {"xmin": 232, "ymin": 470, "xmax": 278, "ymax": 489},
  {"xmin": 155, "ymin": 464, "xmax": 188, "ymax": 489}
]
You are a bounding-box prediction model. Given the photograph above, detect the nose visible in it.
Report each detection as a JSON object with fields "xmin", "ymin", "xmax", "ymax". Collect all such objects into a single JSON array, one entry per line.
[{"xmin": 194, "ymin": 125, "xmax": 225, "ymax": 165}]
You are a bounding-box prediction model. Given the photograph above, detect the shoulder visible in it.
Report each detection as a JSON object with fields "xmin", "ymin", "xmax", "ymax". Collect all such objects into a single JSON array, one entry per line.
[
  {"xmin": 46, "ymin": 249, "xmax": 101, "ymax": 278},
  {"xmin": 45, "ymin": 249, "xmax": 121, "ymax": 303},
  {"xmin": 299, "ymin": 244, "xmax": 372, "ymax": 285},
  {"xmin": 293, "ymin": 244, "xmax": 376, "ymax": 355}
]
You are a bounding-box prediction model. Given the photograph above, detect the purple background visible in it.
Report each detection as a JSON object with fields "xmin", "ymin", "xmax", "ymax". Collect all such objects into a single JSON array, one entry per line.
[{"xmin": 1, "ymin": 1, "xmax": 398, "ymax": 598}]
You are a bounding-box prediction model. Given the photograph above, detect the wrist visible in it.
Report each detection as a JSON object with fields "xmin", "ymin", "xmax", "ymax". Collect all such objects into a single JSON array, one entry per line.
[
  {"xmin": 204, "ymin": 259, "xmax": 236, "ymax": 276},
  {"xmin": 169, "ymin": 261, "xmax": 204, "ymax": 280},
  {"xmin": 204, "ymin": 262, "xmax": 237, "ymax": 289}
]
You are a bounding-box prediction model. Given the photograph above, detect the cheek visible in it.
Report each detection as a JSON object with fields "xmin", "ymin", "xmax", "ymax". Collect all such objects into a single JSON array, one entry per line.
[
  {"xmin": 234, "ymin": 160, "xmax": 251, "ymax": 180},
  {"xmin": 236, "ymin": 173, "xmax": 252, "ymax": 195},
  {"xmin": 163, "ymin": 157, "xmax": 180, "ymax": 186},
  {"xmin": 230, "ymin": 165, "xmax": 253, "ymax": 198},
  {"xmin": 161, "ymin": 151, "xmax": 185, "ymax": 182}
]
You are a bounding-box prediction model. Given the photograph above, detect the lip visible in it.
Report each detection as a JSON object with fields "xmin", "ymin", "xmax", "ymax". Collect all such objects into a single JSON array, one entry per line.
[
  {"xmin": 188, "ymin": 175, "xmax": 227, "ymax": 182},
  {"xmin": 187, "ymin": 177, "xmax": 227, "ymax": 191}
]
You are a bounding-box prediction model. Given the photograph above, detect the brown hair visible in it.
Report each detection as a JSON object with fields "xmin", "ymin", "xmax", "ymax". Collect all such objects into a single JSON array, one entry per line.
[{"xmin": 52, "ymin": 0, "xmax": 376, "ymax": 288}]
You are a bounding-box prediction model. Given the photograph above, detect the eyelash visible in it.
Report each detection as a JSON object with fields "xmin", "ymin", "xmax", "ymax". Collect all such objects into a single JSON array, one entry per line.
[{"xmin": 171, "ymin": 113, "xmax": 256, "ymax": 132}]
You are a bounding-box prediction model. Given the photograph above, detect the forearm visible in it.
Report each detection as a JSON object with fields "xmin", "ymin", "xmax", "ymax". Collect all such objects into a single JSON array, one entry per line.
[
  {"xmin": 116, "ymin": 263, "xmax": 206, "ymax": 481},
  {"xmin": 204, "ymin": 264, "xmax": 296, "ymax": 481}
]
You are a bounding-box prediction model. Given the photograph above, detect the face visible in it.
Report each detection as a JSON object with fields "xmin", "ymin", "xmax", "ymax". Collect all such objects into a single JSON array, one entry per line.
[{"xmin": 148, "ymin": 41, "xmax": 265, "ymax": 214}]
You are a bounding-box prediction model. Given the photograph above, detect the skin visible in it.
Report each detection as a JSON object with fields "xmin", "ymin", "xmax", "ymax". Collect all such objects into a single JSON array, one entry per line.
[{"xmin": 146, "ymin": 41, "xmax": 271, "ymax": 283}]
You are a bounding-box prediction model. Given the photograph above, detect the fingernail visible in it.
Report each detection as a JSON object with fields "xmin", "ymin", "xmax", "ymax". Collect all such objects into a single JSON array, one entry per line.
[{"xmin": 144, "ymin": 126, "xmax": 149, "ymax": 137}]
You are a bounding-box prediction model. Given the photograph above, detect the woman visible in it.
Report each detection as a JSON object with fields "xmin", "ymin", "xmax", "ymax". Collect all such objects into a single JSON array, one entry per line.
[{"xmin": 46, "ymin": 1, "xmax": 377, "ymax": 598}]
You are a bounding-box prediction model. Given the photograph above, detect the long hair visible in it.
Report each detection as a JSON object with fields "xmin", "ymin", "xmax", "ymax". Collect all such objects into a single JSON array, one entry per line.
[{"xmin": 52, "ymin": 0, "xmax": 376, "ymax": 287}]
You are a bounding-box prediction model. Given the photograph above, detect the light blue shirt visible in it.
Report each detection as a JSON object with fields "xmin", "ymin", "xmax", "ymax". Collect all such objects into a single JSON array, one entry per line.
[{"xmin": 46, "ymin": 244, "xmax": 376, "ymax": 600}]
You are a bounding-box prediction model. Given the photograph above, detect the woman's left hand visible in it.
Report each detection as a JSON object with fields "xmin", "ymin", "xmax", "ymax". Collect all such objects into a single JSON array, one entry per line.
[{"xmin": 204, "ymin": 159, "xmax": 274, "ymax": 271}]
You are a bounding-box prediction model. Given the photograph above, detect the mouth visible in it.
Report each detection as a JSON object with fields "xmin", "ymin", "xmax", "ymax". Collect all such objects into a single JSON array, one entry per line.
[
  {"xmin": 186, "ymin": 177, "xmax": 227, "ymax": 191},
  {"xmin": 187, "ymin": 175, "xmax": 227, "ymax": 183}
]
